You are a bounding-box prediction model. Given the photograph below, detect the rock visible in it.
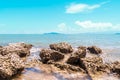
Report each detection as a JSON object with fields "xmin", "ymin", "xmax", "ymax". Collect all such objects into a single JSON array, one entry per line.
[
  {"xmin": 75, "ymin": 46, "xmax": 86, "ymax": 58},
  {"xmin": 66, "ymin": 56, "xmax": 80, "ymax": 65},
  {"xmin": 66, "ymin": 46, "xmax": 86, "ymax": 65},
  {"xmin": 52, "ymin": 62, "xmax": 85, "ymax": 72},
  {"xmin": 111, "ymin": 61, "xmax": 120, "ymax": 76},
  {"xmin": 87, "ymin": 46, "xmax": 102, "ymax": 54},
  {"xmin": 79, "ymin": 57, "xmax": 111, "ymax": 79},
  {"xmin": 40, "ymin": 49, "xmax": 64, "ymax": 63},
  {"xmin": 49, "ymin": 42, "xmax": 73, "ymax": 53},
  {"xmin": 0, "ymin": 54, "xmax": 24, "ymax": 78},
  {"xmin": 79, "ymin": 57, "xmax": 103, "ymax": 71},
  {"xmin": 0, "ymin": 43, "xmax": 32, "ymax": 57}
]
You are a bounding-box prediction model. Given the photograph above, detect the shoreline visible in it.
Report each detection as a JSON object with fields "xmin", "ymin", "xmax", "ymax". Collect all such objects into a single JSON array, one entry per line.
[{"xmin": 0, "ymin": 42, "xmax": 120, "ymax": 80}]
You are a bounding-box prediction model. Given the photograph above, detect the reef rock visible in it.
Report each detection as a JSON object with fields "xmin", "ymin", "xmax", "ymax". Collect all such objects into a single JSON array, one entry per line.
[
  {"xmin": 40, "ymin": 49, "xmax": 64, "ymax": 63},
  {"xmin": 87, "ymin": 46, "xmax": 102, "ymax": 54},
  {"xmin": 79, "ymin": 57, "xmax": 111, "ymax": 78},
  {"xmin": 53, "ymin": 62, "xmax": 85, "ymax": 72},
  {"xmin": 111, "ymin": 61, "xmax": 120, "ymax": 76},
  {"xmin": 66, "ymin": 46, "xmax": 86, "ymax": 65},
  {"xmin": 49, "ymin": 42, "xmax": 73, "ymax": 53},
  {"xmin": 0, "ymin": 43, "xmax": 32, "ymax": 57},
  {"xmin": 0, "ymin": 54, "xmax": 24, "ymax": 78}
]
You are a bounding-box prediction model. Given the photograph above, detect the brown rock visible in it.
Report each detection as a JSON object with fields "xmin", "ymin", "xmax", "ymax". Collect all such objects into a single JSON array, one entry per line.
[
  {"xmin": 66, "ymin": 46, "xmax": 86, "ymax": 65},
  {"xmin": 40, "ymin": 49, "xmax": 64, "ymax": 63},
  {"xmin": 53, "ymin": 62, "xmax": 85, "ymax": 72},
  {"xmin": 79, "ymin": 57, "xmax": 103, "ymax": 71},
  {"xmin": 87, "ymin": 46, "xmax": 102, "ymax": 54},
  {"xmin": 49, "ymin": 42, "xmax": 73, "ymax": 53},
  {"xmin": 111, "ymin": 61, "xmax": 120, "ymax": 76},
  {"xmin": 78, "ymin": 57, "xmax": 111, "ymax": 79},
  {"xmin": 66, "ymin": 56, "xmax": 80, "ymax": 65},
  {"xmin": 0, "ymin": 43, "xmax": 32, "ymax": 57},
  {"xmin": 0, "ymin": 54, "xmax": 24, "ymax": 78}
]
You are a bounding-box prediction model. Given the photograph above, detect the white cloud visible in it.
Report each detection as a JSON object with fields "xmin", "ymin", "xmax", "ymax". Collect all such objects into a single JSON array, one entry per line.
[
  {"xmin": 75, "ymin": 20, "xmax": 120, "ymax": 32},
  {"xmin": 66, "ymin": 1, "xmax": 109, "ymax": 14},
  {"xmin": 57, "ymin": 20, "xmax": 120, "ymax": 33},
  {"xmin": 75, "ymin": 20, "xmax": 113, "ymax": 30},
  {"xmin": 57, "ymin": 23, "xmax": 67, "ymax": 31}
]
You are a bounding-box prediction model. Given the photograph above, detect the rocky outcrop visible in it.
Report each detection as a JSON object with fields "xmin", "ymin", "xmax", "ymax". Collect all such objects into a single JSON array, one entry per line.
[
  {"xmin": 38, "ymin": 42, "xmax": 120, "ymax": 79},
  {"xmin": 0, "ymin": 43, "xmax": 32, "ymax": 57},
  {"xmin": 0, "ymin": 43, "xmax": 32, "ymax": 79},
  {"xmin": 53, "ymin": 62, "xmax": 85, "ymax": 72},
  {"xmin": 111, "ymin": 61, "xmax": 120, "ymax": 76},
  {"xmin": 49, "ymin": 42, "xmax": 73, "ymax": 53},
  {"xmin": 87, "ymin": 46, "xmax": 102, "ymax": 54},
  {"xmin": 66, "ymin": 46, "xmax": 86, "ymax": 65},
  {"xmin": 0, "ymin": 54, "xmax": 24, "ymax": 78},
  {"xmin": 40, "ymin": 49, "xmax": 64, "ymax": 63}
]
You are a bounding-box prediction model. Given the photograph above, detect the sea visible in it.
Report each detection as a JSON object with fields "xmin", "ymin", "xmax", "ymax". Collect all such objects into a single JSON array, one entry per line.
[
  {"xmin": 0, "ymin": 33, "xmax": 120, "ymax": 48},
  {"xmin": 0, "ymin": 33, "xmax": 120, "ymax": 80}
]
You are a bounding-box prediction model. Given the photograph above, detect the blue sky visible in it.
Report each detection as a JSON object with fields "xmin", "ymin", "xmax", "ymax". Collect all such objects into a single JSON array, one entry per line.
[{"xmin": 0, "ymin": 0, "xmax": 120, "ymax": 34}]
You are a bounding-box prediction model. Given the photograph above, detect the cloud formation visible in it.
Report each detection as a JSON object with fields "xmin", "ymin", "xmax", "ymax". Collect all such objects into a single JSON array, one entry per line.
[
  {"xmin": 75, "ymin": 20, "xmax": 113, "ymax": 29},
  {"xmin": 75, "ymin": 20, "xmax": 120, "ymax": 32},
  {"xmin": 66, "ymin": 1, "xmax": 109, "ymax": 14},
  {"xmin": 57, "ymin": 23, "xmax": 67, "ymax": 31}
]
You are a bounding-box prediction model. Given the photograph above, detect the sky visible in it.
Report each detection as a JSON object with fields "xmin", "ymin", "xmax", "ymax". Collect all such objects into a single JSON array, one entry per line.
[{"xmin": 0, "ymin": 0, "xmax": 120, "ymax": 34}]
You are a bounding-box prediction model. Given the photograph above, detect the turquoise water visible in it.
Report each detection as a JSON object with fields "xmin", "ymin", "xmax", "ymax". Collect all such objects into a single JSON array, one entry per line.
[{"xmin": 0, "ymin": 34, "xmax": 120, "ymax": 48}]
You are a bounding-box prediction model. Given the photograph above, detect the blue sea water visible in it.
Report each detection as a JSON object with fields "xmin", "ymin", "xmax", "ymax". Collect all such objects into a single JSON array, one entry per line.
[{"xmin": 0, "ymin": 34, "xmax": 120, "ymax": 48}]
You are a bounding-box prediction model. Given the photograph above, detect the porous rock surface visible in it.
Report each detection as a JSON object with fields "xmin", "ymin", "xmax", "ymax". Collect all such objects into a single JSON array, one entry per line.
[
  {"xmin": 39, "ymin": 42, "xmax": 120, "ymax": 80},
  {"xmin": 49, "ymin": 42, "xmax": 73, "ymax": 53},
  {"xmin": 0, "ymin": 43, "xmax": 32, "ymax": 79},
  {"xmin": 40, "ymin": 49, "xmax": 64, "ymax": 63}
]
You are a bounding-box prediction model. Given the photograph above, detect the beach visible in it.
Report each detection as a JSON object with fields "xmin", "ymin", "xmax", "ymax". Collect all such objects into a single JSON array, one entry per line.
[{"xmin": 0, "ymin": 34, "xmax": 120, "ymax": 80}]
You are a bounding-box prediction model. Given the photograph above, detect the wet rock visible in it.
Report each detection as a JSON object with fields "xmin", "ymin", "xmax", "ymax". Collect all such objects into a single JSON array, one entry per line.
[
  {"xmin": 66, "ymin": 46, "xmax": 86, "ymax": 65},
  {"xmin": 52, "ymin": 62, "xmax": 85, "ymax": 72},
  {"xmin": 79, "ymin": 57, "xmax": 111, "ymax": 79},
  {"xmin": 87, "ymin": 46, "xmax": 102, "ymax": 54},
  {"xmin": 111, "ymin": 61, "xmax": 120, "ymax": 76},
  {"xmin": 66, "ymin": 56, "xmax": 80, "ymax": 66},
  {"xmin": 75, "ymin": 46, "xmax": 86, "ymax": 58},
  {"xmin": 0, "ymin": 43, "xmax": 32, "ymax": 57},
  {"xmin": 79, "ymin": 57, "xmax": 103, "ymax": 71},
  {"xmin": 50, "ymin": 42, "xmax": 73, "ymax": 53},
  {"xmin": 40, "ymin": 49, "xmax": 64, "ymax": 63},
  {"xmin": 0, "ymin": 54, "xmax": 24, "ymax": 78}
]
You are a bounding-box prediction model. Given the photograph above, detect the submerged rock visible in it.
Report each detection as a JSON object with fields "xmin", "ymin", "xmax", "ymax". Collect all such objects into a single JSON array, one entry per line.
[
  {"xmin": 0, "ymin": 54, "xmax": 24, "ymax": 78},
  {"xmin": 49, "ymin": 42, "xmax": 73, "ymax": 53},
  {"xmin": 40, "ymin": 49, "xmax": 64, "ymax": 63},
  {"xmin": 87, "ymin": 46, "xmax": 102, "ymax": 54},
  {"xmin": 0, "ymin": 43, "xmax": 32, "ymax": 57}
]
